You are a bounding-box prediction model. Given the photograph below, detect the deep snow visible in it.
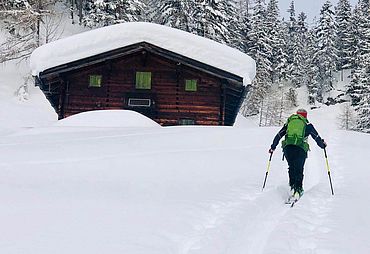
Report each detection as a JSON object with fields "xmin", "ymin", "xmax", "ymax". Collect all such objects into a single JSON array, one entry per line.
[{"xmin": 0, "ymin": 102, "xmax": 369, "ymax": 253}]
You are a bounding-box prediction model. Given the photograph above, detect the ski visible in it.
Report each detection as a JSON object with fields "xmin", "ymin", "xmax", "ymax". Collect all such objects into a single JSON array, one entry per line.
[
  {"xmin": 290, "ymin": 198, "xmax": 300, "ymax": 207},
  {"xmin": 285, "ymin": 197, "xmax": 293, "ymax": 205},
  {"xmin": 285, "ymin": 193, "xmax": 302, "ymax": 207}
]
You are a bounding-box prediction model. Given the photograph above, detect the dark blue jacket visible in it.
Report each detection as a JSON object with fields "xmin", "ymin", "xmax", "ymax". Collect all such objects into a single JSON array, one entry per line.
[{"xmin": 271, "ymin": 122, "xmax": 326, "ymax": 151}]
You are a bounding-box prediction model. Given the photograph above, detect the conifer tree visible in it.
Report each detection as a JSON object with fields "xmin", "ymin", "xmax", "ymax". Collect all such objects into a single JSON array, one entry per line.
[
  {"xmin": 285, "ymin": 1, "xmax": 307, "ymax": 88},
  {"xmin": 151, "ymin": 0, "xmax": 192, "ymax": 32},
  {"xmin": 285, "ymin": 1, "xmax": 297, "ymax": 81},
  {"xmin": 289, "ymin": 10, "xmax": 310, "ymax": 88},
  {"xmin": 192, "ymin": 0, "xmax": 237, "ymax": 45},
  {"xmin": 335, "ymin": 0, "xmax": 354, "ymax": 70},
  {"xmin": 312, "ymin": 0, "xmax": 337, "ymax": 102},
  {"xmin": 295, "ymin": 12, "xmax": 311, "ymax": 87},
  {"xmin": 351, "ymin": 3, "xmax": 362, "ymax": 71},
  {"xmin": 234, "ymin": 0, "xmax": 253, "ymax": 52},
  {"xmin": 305, "ymin": 27, "xmax": 320, "ymax": 105},
  {"xmin": 83, "ymin": 0, "xmax": 146, "ymax": 28},
  {"xmin": 266, "ymin": 0, "xmax": 287, "ymax": 84},
  {"xmin": 355, "ymin": 54, "xmax": 370, "ymax": 132},
  {"xmin": 347, "ymin": 0, "xmax": 370, "ymax": 107},
  {"xmin": 242, "ymin": 0, "xmax": 272, "ymax": 116}
]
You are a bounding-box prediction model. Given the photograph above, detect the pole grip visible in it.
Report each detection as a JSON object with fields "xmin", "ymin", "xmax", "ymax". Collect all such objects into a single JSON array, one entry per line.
[{"xmin": 268, "ymin": 152, "xmax": 273, "ymax": 162}]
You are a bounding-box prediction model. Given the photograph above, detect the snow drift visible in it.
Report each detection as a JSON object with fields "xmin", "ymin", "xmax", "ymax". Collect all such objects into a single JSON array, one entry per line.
[{"xmin": 55, "ymin": 110, "xmax": 161, "ymax": 128}]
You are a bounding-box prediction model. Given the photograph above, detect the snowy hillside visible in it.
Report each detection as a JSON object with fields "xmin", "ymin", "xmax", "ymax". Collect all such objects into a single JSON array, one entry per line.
[
  {"xmin": 0, "ymin": 61, "xmax": 57, "ymax": 135},
  {"xmin": 0, "ymin": 102, "xmax": 370, "ymax": 253}
]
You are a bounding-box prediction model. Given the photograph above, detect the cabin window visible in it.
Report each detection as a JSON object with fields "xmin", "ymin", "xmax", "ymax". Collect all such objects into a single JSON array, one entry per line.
[
  {"xmin": 128, "ymin": 98, "xmax": 151, "ymax": 107},
  {"xmin": 185, "ymin": 79, "xmax": 197, "ymax": 92},
  {"xmin": 136, "ymin": 72, "xmax": 152, "ymax": 89},
  {"xmin": 89, "ymin": 75, "xmax": 102, "ymax": 87},
  {"xmin": 178, "ymin": 119, "xmax": 195, "ymax": 125}
]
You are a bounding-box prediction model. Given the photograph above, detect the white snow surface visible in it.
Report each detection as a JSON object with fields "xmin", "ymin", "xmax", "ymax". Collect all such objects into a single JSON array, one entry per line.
[
  {"xmin": 1, "ymin": 102, "xmax": 370, "ymax": 253},
  {"xmin": 55, "ymin": 110, "xmax": 160, "ymax": 128},
  {"xmin": 30, "ymin": 22, "xmax": 256, "ymax": 85}
]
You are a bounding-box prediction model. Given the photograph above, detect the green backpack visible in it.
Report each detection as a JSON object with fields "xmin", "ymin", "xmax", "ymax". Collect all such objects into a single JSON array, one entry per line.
[{"xmin": 282, "ymin": 114, "xmax": 309, "ymax": 152}]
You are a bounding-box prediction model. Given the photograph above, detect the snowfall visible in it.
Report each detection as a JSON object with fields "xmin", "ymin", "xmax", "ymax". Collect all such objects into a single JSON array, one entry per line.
[{"xmin": 1, "ymin": 24, "xmax": 370, "ymax": 254}]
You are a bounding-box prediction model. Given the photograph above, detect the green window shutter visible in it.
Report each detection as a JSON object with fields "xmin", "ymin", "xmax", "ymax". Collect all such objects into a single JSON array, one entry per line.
[
  {"xmin": 136, "ymin": 72, "xmax": 152, "ymax": 89},
  {"xmin": 185, "ymin": 79, "xmax": 197, "ymax": 92},
  {"xmin": 89, "ymin": 75, "xmax": 102, "ymax": 87}
]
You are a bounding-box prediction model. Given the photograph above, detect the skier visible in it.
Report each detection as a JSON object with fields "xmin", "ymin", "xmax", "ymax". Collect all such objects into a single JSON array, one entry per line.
[{"xmin": 269, "ymin": 109, "xmax": 327, "ymax": 201}]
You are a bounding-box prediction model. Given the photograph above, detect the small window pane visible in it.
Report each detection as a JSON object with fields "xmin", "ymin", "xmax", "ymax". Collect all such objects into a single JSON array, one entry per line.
[
  {"xmin": 128, "ymin": 98, "xmax": 151, "ymax": 107},
  {"xmin": 89, "ymin": 75, "xmax": 102, "ymax": 87},
  {"xmin": 178, "ymin": 119, "xmax": 195, "ymax": 125},
  {"xmin": 185, "ymin": 80, "xmax": 197, "ymax": 91},
  {"xmin": 136, "ymin": 72, "xmax": 152, "ymax": 89}
]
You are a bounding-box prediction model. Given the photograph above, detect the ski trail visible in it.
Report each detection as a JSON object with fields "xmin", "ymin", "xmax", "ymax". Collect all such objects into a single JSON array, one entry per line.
[
  {"xmin": 259, "ymin": 127, "xmax": 342, "ymax": 254},
  {"xmin": 175, "ymin": 186, "xmax": 291, "ymax": 254},
  {"xmin": 230, "ymin": 188, "xmax": 292, "ymax": 254}
]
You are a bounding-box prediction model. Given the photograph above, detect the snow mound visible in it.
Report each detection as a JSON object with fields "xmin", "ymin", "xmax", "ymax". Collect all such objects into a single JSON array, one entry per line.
[
  {"xmin": 234, "ymin": 114, "xmax": 257, "ymax": 128},
  {"xmin": 55, "ymin": 110, "xmax": 161, "ymax": 128}
]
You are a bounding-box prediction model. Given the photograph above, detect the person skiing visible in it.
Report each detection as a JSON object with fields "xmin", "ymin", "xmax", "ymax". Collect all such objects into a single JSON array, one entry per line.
[{"xmin": 269, "ymin": 109, "xmax": 327, "ymax": 201}]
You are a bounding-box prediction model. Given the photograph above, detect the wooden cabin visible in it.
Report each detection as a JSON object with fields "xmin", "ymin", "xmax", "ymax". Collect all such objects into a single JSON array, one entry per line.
[{"xmin": 31, "ymin": 23, "xmax": 255, "ymax": 126}]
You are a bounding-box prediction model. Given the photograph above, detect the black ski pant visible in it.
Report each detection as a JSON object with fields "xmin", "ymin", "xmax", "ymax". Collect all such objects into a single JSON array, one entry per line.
[{"xmin": 283, "ymin": 145, "xmax": 307, "ymax": 191}]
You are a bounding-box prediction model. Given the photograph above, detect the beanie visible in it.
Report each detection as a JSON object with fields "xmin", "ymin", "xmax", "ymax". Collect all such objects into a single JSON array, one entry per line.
[{"xmin": 297, "ymin": 108, "xmax": 307, "ymax": 118}]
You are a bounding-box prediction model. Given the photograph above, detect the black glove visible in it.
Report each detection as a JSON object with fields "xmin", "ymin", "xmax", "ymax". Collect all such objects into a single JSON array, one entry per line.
[{"xmin": 320, "ymin": 139, "xmax": 327, "ymax": 149}]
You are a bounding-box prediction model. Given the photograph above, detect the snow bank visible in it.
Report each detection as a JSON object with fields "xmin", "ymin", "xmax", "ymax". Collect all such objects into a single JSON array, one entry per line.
[
  {"xmin": 30, "ymin": 22, "xmax": 256, "ymax": 85},
  {"xmin": 1, "ymin": 96, "xmax": 370, "ymax": 253},
  {"xmin": 55, "ymin": 110, "xmax": 160, "ymax": 128},
  {"xmin": 0, "ymin": 61, "xmax": 57, "ymax": 135},
  {"xmin": 234, "ymin": 113, "xmax": 257, "ymax": 128}
]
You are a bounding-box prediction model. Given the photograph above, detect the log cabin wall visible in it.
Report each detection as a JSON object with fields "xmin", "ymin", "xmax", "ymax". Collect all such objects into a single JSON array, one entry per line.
[{"xmin": 44, "ymin": 50, "xmax": 225, "ymax": 126}]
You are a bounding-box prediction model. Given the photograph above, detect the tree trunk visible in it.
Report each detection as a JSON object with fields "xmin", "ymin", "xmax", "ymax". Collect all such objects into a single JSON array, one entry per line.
[{"xmin": 36, "ymin": 0, "xmax": 42, "ymax": 47}]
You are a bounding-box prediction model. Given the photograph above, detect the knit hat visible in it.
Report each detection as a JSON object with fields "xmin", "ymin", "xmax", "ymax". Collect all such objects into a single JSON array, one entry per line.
[{"xmin": 297, "ymin": 108, "xmax": 307, "ymax": 118}]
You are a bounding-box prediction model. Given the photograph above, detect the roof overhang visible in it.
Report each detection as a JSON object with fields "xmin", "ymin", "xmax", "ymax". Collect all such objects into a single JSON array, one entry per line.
[{"xmin": 38, "ymin": 42, "xmax": 244, "ymax": 85}]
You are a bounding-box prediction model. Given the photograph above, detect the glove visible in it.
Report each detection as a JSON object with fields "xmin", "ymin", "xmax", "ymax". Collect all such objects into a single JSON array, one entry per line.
[
  {"xmin": 321, "ymin": 139, "xmax": 327, "ymax": 149},
  {"xmin": 269, "ymin": 148, "xmax": 275, "ymax": 154}
]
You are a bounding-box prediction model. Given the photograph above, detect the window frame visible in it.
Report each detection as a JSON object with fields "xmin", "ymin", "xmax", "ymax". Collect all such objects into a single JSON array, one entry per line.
[
  {"xmin": 89, "ymin": 75, "xmax": 102, "ymax": 88},
  {"xmin": 128, "ymin": 98, "xmax": 152, "ymax": 107},
  {"xmin": 135, "ymin": 71, "xmax": 152, "ymax": 90},
  {"xmin": 185, "ymin": 79, "xmax": 197, "ymax": 92}
]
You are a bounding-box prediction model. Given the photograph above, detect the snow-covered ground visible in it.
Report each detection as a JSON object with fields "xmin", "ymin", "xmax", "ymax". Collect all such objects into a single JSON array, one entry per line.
[{"xmin": 0, "ymin": 97, "xmax": 369, "ymax": 254}]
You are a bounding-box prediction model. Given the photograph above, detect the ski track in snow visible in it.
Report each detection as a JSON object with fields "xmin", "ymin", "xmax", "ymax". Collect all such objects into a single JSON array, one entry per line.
[
  {"xmin": 0, "ymin": 128, "xmax": 331, "ymax": 254},
  {"xmin": 0, "ymin": 113, "xmax": 368, "ymax": 253},
  {"xmin": 180, "ymin": 121, "xmax": 345, "ymax": 254}
]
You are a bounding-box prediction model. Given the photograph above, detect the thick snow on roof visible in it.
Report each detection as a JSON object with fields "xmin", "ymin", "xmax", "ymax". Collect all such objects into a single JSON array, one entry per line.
[{"xmin": 30, "ymin": 22, "xmax": 255, "ymax": 85}]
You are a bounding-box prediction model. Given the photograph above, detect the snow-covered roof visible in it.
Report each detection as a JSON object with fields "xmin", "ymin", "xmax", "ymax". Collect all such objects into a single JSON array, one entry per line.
[{"xmin": 30, "ymin": 22, "xmax": 255, "ymax": 85}]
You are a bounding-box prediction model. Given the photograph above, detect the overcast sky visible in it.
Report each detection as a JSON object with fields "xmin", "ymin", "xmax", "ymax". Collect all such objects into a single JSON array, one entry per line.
[{"xmin": 278, "ymin": 0, "xmax": 359, "ymax": 22}]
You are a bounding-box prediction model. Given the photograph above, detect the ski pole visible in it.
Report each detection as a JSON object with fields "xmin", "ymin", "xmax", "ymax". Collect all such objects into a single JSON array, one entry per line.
[
  {"xmin": 262, "ymin": 152, "xmax": 273, "ymax": 191},
  {"xmin": 324, "ymin": 148, "xmax": 334, "ymax": 195}
]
